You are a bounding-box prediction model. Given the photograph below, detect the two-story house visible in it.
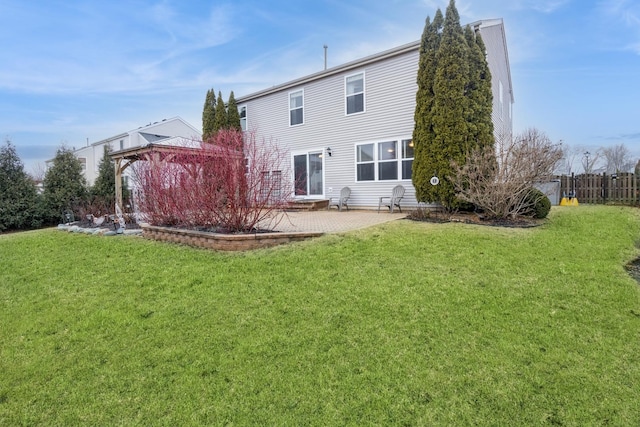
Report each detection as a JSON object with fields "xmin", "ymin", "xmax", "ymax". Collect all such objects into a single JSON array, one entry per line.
[
  {"xmin": 70, "ymin": 116, "xmax": 201, "ymax": 186},
  {"xmin": 236, "ymin": 18, "xmax": 513, "ymax": 209}
]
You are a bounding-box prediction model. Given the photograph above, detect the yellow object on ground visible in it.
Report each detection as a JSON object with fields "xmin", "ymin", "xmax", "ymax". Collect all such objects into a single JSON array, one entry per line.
[{"xmin": 560, "ymin": 197, "xmax": 579, "ymax": 206}]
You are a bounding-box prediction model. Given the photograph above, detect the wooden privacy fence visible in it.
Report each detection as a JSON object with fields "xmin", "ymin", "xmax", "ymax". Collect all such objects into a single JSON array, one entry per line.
[{"xmin": 558, "ymin": 173, "xmax": 639, "ymax": 205}]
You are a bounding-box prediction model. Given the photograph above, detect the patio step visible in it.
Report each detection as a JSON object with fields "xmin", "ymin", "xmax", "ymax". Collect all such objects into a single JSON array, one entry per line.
[{"xmin": 286, "ymin": 199, "xmax": 330, "ymax": 211}]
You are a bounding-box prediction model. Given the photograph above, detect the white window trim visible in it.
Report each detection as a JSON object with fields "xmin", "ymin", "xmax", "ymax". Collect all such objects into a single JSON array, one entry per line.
[
  {"xmin": 291, "ymin": 148, "xmax": 325, "ymax": 198},
  {"xmin": 289, "ymin": 89, "xmax": 304, "ymax": 127},
  {"xmin": 377, "ymin": 140, "xmax": 398, "ymax": 181},
  {"xmin": 344, "ymin": 71, "xmax": 365, "ymax": 116},
  {"xmin": 400, "ymin": 138, "xmax": 415, "ymax": 181},
  {"xmin": 260, "ymin": 170, "xmax": 282, "ymax": 202},
  {"xmin": 355, "ymin": 143, "xmax": 375, "ymax": 182},
  {"xmin": 499, "ymin": 80, "xmax": 504, "ymax": 121},
  {"xmin": 354, "ymin": 137, "xmax": 413, "ymax": 182},
  {"xmin": 239, "ymin": 104, "xmax": 247, "ymax": 131}
]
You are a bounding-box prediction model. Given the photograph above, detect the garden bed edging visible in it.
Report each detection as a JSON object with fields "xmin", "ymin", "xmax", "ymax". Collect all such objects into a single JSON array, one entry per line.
[{"xmin": 141, "ymin": 225, "xmax": 323, "ymax": 251}]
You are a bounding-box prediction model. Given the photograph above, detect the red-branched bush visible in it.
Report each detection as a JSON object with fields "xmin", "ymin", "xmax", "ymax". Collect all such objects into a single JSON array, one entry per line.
[{"xmin": 132, "ymin": 129, "xmax": 291, "ymax": 232}]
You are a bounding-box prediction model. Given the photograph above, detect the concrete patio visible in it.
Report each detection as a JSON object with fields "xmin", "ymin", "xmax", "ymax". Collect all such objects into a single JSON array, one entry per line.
[
  {"xmin": 263, "ymin": 209, "xmax": 407, "ymax": 234},
  {"xmin": 138, "ymin": 209, "xmax": 408, "ymax": 251}
]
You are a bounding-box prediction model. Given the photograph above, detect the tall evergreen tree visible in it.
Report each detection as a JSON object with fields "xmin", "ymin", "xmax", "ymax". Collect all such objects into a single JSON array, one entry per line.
[
  {"xmin": 92, "ymin": 145, "xmax": 116, "ymax": 199},
  {"xmin": 202, "ymin": 88, "xmax": 216, "ymax": 141},
  {"xmin": 412, "ymin": 9, "xmax": 443, "ymax": 203},
  {"xmin": 42, "ymin": 146, "xmax": 87, "ymax": 223},
  {"xmin": 430, "ymin": 0, "xmax": 470, "ymax": 209},
  {"xmin": 0, "ymin": 141, "xmax": 41, "ymax": 231},
  {"xmin": 412, "ymin": 0, "xmax": 493, "ymax": 209},
  {"xmin": 213, "ymin": 91, "xmax": 227, "ymax": 134},
  {"xmin": 226, "ymin": 91, "xmax": 242, "ymax": 131},
  {"xmin": 464, "ymin": 25, "xmax": 494, "ymax": 150}
]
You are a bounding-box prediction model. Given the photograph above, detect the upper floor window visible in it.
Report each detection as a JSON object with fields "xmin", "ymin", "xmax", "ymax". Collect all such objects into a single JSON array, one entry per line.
[
  {"xmin": 289, "ymin": 90, "xmax": 304, "ymax": 126},
  {"xmin": 119, "ymin": 139, "xmax": 124, "ymax": 150},
  {"xmin": 239, "ymin": 105, "xmax": 247, "ymax": 131},
  {"xmin": 345, "ymin": 72, "xmax": 364, "ymax": 115}
]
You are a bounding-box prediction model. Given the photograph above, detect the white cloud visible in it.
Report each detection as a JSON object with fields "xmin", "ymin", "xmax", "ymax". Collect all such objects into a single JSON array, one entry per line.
[
  {"xmin": 149, "ymin": 2, "xmax": 240, "ymax": 53},
  {"xmin": 508, "ymin": 0, "xmax": 572, "ymax": 13},
  {"xmin": 420, "ymin": 0, "xmax": 566, "ymax": 21},
  {"xmin": 595, "ymin": 0, "xmax": 640, "ymax": 54},
  {"xmin": 0, "ymin": 1, "xmax": 242, "ymax": 95},
  {"xmin": 627, "ymin": 42, "xmax": 640, "ymax": 54}
]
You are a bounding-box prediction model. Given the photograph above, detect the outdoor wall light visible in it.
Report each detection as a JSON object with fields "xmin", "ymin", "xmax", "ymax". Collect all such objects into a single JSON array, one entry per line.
[{"xmin": 326, "ymin": 147, "xmax": 332, "ymax": 157}]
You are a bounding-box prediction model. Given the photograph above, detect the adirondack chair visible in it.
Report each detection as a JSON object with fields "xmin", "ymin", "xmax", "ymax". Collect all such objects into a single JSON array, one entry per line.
[
  {"xmin": 378, "ymin": 185, "xmax": 405, "ymax": 213},
  {"xmin": 328, "ymin": 186, "xmax": 351, "ymax": 211}
]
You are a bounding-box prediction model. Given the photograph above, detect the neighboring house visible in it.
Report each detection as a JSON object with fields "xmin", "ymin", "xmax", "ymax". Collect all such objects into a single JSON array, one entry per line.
[
  {"xmin": 68, "ymin": 117, "xmax": 201, "ymax": 186},
  {"xmin": 236, "ymin": 18, "xmax": 513, "ymax": 209}
]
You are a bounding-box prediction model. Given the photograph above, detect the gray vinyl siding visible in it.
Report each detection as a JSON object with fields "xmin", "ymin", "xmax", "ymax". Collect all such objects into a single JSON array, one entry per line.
[
  {"xmin": 71, "ymin": 117, "xmax": 199, "ymax": 186},
  {"xmin": 239, "ymin": 19, "xmax": 512, "ymax": 209},
  {"xmin": 243, "ymin": 49, "xmax": 420, "ymax": 208},
  {"xmin": 478, "ymin": 20, "xmax": 514, "ymax": 143}
]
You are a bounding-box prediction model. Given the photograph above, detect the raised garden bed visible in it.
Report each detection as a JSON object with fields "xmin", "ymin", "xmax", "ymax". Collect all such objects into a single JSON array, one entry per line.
[{"xmin": 141, "ymin": 225, "xmax": 323, "ymax": 251}]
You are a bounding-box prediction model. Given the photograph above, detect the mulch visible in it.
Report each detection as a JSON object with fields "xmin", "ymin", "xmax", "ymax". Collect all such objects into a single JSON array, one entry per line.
[
  {"xmin": 625, "ymin": 258, "xmax": 640, "ymax": 285},
  {"xmin": 77, "ymin": 219, "xmax": 141, "ymax": 230},
  {"xmin": 407, "ymin": 210, "xmax": 544, "ymax": 228}
]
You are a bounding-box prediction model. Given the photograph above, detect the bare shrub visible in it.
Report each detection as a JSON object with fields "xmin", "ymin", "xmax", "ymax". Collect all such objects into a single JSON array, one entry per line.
[
  {"xmin": 73, "ymin": 196, "xmax": 112, "ymax": 225},
  {"xmin": 581, "ymin": 149, "xmax": 602, "ymax": 174},
  {"xmin": 132, "ymin": 129, "xmax": 291, "ymax": 232},
  {"xmin": 453, "ymin": 128, "xmax": 562, "ymax": 219}
]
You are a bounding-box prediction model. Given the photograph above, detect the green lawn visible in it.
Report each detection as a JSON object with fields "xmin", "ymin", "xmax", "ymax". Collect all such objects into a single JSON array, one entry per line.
[{"xmin": 1, "ymin": 206, "xmax": 639, "ymax": 426}]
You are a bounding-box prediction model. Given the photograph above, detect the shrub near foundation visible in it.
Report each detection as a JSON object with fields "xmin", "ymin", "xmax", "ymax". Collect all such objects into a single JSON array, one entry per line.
[{"xmin": 525, "ymin": 187, "xmax": 551, "ymax": 219}]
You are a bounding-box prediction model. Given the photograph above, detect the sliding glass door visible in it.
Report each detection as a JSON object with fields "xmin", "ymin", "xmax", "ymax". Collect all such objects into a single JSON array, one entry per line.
[{"xmin": 293, "ymin": 151, "xmax": 323, "ymax": 196}]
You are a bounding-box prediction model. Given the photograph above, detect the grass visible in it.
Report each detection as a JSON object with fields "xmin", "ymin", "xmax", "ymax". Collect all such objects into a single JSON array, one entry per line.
[{"xmin": 1, "ymin": 205, "xmax": 639, "ymax": 426}]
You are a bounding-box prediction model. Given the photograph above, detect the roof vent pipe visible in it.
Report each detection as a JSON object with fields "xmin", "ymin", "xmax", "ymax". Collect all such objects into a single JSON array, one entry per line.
[{"xmin": 324, "ymin": 44, "xmax": 328, "ymax": 70}]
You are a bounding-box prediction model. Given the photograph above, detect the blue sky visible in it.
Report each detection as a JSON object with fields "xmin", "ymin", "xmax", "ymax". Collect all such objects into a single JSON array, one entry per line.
[{"xmin": 2, "ymin": 0, "xmax": 639, "ymax": 174}]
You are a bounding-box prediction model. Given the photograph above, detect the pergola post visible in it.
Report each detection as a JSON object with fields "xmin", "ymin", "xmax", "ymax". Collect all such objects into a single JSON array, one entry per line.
[{"xmin": 114, "ymin": 158, "xmax": 124, "ymax": 212}]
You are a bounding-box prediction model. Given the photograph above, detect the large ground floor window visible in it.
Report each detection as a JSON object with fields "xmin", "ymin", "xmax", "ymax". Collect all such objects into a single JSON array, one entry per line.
[{"xmin": 355, "ymin": 138, "xmax": 413, "ymax": 181}]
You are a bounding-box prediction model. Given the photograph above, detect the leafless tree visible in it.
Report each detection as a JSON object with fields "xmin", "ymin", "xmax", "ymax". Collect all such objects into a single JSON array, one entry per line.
[
  {"xmin": 600, "ymin": 143, "xmax": 635, "ymax": 173},
  {"xmin": 453, "ymin": 128, "xmax": 563, "ymax": 219},
  {"xmin": 556, "ymin": 143, "xmax": 584, "ymax": 175},
  {"xmin": 580, "ymin": 149, "xmax": 602, "ymax": 174},
  {"xmin": 30, "ymin": 162, "xmax": 47, "ymax": 182}
]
